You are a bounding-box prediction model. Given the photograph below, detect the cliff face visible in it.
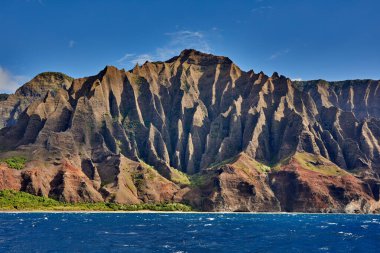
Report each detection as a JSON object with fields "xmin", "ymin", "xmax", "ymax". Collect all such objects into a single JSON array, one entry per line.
[
  {"xmin": 0, "ymin": 49, "xmax": 379, "ymax": 213},
  {"xmin": 0, "ymin": 72, "xmax": 73, "ymax": 129}
]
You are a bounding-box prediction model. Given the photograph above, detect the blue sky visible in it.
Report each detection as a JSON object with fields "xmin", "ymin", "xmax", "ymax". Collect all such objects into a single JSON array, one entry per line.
[{"xmin": 0, "ymin": 0, "xmax": 379, "ymax": 93}]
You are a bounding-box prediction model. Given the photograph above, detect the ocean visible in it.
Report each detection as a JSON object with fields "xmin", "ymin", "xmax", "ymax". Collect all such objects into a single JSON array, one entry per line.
[{"xmin": 0, "ymin": 213, "xmax": 378, "ymax": 252}]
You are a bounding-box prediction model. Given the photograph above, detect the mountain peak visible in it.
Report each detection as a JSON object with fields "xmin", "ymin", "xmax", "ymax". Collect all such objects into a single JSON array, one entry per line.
[
  {"xmin": 15, "ymin": 71, "xmax": 73, "ymax": 97},
  {"xmin": 166, "ymin": 49, "xmax": 233, "ymax": 66}
]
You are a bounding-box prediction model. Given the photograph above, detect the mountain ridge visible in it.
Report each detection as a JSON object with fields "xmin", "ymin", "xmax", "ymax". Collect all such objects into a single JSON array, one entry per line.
[{"xmin": 0, "ymin": 49, "xmax": 379, "ymax": 213}]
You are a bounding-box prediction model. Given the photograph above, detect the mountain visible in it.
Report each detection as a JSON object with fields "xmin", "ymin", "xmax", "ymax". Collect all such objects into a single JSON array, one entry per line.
[{"xmin": 0, "ymin": 49, "xmax": 379, "ymax": 213}]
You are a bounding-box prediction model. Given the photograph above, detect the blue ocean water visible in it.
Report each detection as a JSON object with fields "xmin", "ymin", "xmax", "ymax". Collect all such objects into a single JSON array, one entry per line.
[{"xmin": 0, "ymin": 213, "xmax": 379, "ymax": 252}]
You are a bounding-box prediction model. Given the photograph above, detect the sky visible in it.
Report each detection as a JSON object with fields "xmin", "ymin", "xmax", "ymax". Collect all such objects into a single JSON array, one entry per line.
[{"xmin": 0, "ymin": 0, "xmax": 379, "ymax": 93}]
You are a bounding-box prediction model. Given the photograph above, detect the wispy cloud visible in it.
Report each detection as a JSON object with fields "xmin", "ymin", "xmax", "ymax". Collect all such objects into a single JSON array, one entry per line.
[
  {"xmin": 251, "ymin": 5, "xmax": 272, "ymax": 12},
  {"xmin": 131, "ymin": 54, "xmax": 154, "ymax": 65},
  {"xmin": 291, "ymin": 77, "xmax": 303, "ymax": 81},
  {"xmin": 269, "ymin": 49, "xmax": 290, "ymax": 60},
  {"xmin": 0, "ymin": 66, "xmax": 29, "ymax": 93},
  {"xmin": 117, "ymin": 29, "xmax": 212, "ymax": 67},
  {"xmin": 117, "ymin": 53, "xmax": 135, "ymax": 63},
  {"xmin": 68, "ymin": 40, "xmax": 76, "ymax": 48},
  {"xmin": 117, "ymin": 53, "xmax": 154, "ymax": 66}
]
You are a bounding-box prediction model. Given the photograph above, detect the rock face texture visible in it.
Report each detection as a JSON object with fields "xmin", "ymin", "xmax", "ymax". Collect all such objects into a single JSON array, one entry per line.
[
  {"xmin": 0, "ymin": 72, "xmax": 73, "ymax": 129},
  {"xmin": 0, "ymin": 49, "xmax": 379, "ymax": 213}
]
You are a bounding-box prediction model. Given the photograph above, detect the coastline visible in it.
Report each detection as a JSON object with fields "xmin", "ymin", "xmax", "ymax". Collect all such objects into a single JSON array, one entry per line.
[{"xmin": 0, "ymin": 210, "xmax": 378, "ymax": 215}]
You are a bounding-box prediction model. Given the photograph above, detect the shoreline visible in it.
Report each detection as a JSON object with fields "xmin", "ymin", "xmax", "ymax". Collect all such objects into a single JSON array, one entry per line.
[{"xmin": 0, "ymin": 210, "xmax": 378, "ymax": 215}]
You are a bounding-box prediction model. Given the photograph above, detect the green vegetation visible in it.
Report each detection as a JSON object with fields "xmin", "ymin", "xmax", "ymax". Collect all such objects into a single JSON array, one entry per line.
[
  {"xmin": 293, "ymin": 152, "xmax": 347, "ymax": 176},
  {"xmin": 317, "ymin": 79, "xmax": 330, "ymax": 87},
  {"xmin": 0, "ymin": 190, "xmax": 192, "ymax": 211},
  {"xmin": 232, "ymin": 156, "xmax": 271, "ymax": 174},
  {"xmin": 122, "ymin": 119, "xmax": 141, "ymax": 138},
  {"xmin": 135, "ymin": 159, "xmax": 189, "ymax": 186},
  {"xmin": 190, "ymin": 173, "xmax": 208, "ymax": 187},
  {"xmin": 272, "ymin": 152, "xmax": 347, "ymax": 176},
  {"xmin": 132, "ymin": 159, "xmax": 167, "ymax": 188},
  {"xmin": 39, "ymin": 72, "xmax": 74, "ymax": 82},
  {"xmin": 208, "ymin": 154, "xmax": 271, "ymax": 174},
  {"xmin": 115, "ymin": 139, "xmax": 122, "ymax": 154},
  {"xmin": 208, "ymin": 155, "xmax": 238, "ymax": 169},
  {"xmin": 271, "ymin": 156, "xmax": 292, "ymax": 171},
  {"xmin": 0, "ymin": 156, "xmax": 27, "ymax": 170},
  {"xmin": 255, "ymin": 163, "xmax": 271, "ymax": 173},
  {"xmin": 169, "ymin": 167, "xmax": 191, "ymax": 185},
  {"xmin": 131, "ymin": 75, "xmax": 145, "ymax": 85}
]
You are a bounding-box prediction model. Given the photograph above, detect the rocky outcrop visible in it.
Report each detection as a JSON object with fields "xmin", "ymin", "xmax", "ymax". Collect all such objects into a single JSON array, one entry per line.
[
  {"xmin": 268, "ymin": 152, "xmax": 380, "ymax": 213},
  {"xmin": 0, "ymin": 155, "xmax": 181, "ymax": 205},
  {"xmin": 0, "ymin": 49, "xmax": 379, "ymax": 212},
  {"xmin": 179, "ymin": 154, "xmax": 280, "ymax": 212},
  {"xmin": 0, "ymin": 72, "xmax": 73, "ymax": 129}
]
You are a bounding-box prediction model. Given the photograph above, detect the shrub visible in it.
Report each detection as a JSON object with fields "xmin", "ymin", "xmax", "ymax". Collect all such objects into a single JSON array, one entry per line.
[
  {"xmin": 1, "ymin": 156, "xmax": 27, "ymax": 170},
  {"xmin": 0, "ymin": 190, "xmax": 192, "ymax": 211}
]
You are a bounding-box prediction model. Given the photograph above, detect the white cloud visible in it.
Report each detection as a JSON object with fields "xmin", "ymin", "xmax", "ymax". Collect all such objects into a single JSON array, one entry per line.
[
  {"xmin": 117, "ymin": 29, "xmax": 212, "ymax": 68},
  {"xmin": 269, "ymin": 49, "xmax": 290, "ymax": 60},
  {"xmin": 291, "ymin": 77, "xmax": 303, "ymax": 81},
  {"xmin": 130, "ymin": 54, "xmax": 154, "ymax": 65},
  {"xmin": 68, "ymin": 40, "xmax": 76, "ymax": 48},
  {"xmin": 0, "ymin": 66, "xmax": 29, "ymax": 94}
]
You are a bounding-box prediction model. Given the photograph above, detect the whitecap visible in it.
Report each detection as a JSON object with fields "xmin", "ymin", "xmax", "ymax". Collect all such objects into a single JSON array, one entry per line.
[
  {"xmin": 206, "ymin": 217, "xmax": 215, "ymax": 221},
  {"xmin": 204, "ymin": 223, "xmax": 212, "ymax": 227},
  {"xmin": 339, "ymin": 232, "xmax": 353, "ymax": 237}
]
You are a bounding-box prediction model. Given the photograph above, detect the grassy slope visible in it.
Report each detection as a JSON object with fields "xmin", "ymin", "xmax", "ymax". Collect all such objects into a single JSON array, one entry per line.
[
  {"xmin": 0, "ymin": 156, "xmax": 27, "ymax": 170},
  {"xmin": 0, "ymin": 190, "xmax": 192, "ymax": 212},
  {"xmin": 273, "ymin": 152, "xmax": 348, "ymax": 176},
  {"xmin": 0, "ymin": 152, "xmax": 348, "ymax": 211},
  {"xmin": 206, "ymin": 152, "xmax": 347, "ymax": 177}
]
